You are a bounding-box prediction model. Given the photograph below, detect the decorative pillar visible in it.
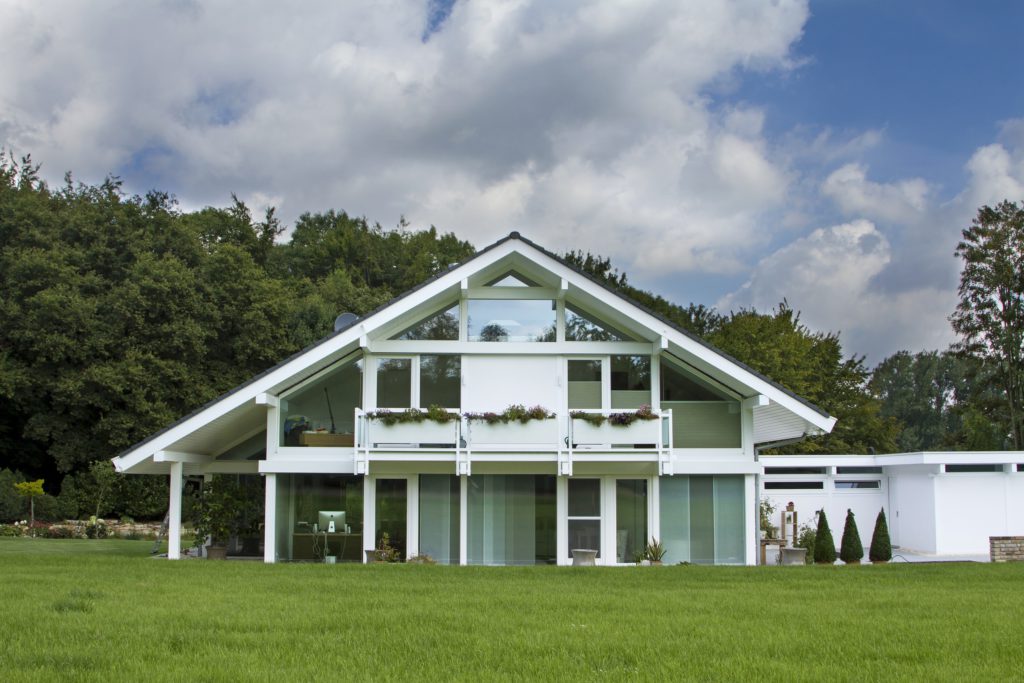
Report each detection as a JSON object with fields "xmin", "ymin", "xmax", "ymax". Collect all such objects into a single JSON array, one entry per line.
[
  {"xmin": 168, "ymin": 462, "xmax": 183, "ymax": 560},
  {"xmin": 263, "ymin": 473, "xmax": 277, "ymax": 563}
]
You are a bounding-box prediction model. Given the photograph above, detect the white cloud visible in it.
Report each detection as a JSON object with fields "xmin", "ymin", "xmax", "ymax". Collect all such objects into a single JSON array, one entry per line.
[
  {"xmin": 0, "ymin": 0, "xmax": 809, "ymax": 276},
  {"xmin": 717, "ymin": 219, "xmax": 957, "ymax": 361},
  {"xmin": 822, "ymin": 163, "xmax": 931, "ymax": 224}
]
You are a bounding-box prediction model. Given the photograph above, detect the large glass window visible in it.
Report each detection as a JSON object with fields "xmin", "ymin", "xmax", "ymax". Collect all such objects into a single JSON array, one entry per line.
[
  {"xmin": 660, "ymin": 360, "xmax": 740, "ymax": 448},
  {"xmin": 419, "ymin": 475, "xmax": 459, "ymax": 564},
  {"xmin": 420, "ymin": 355, "xmax": 461, "ymax": 409},
  {"xmin": 468, "ymin": 475, "xmax": 556, "ymax": 565},
  {"xmin": 568, "ymin": 359, "xmax": 602, "ymax": 410},
  {"xmin": 376, "ymin": 478, "xmax": 407, "ymax": 559},
  {"xmin": 274, "ymin": 474, "xmax": 363, "ymax": 562},
  {"xmin": 467, "ymin": 300, "xmax": 556, "ymax": 342},
  {"xmin": 611, "ymin": 355, "xmax": 650, "ymax": 408},
  {"xmin": 392, "ymin": 305, "xmax": 459, "ymax": 340},
  {"xmin": 280, "ymin": 356, "xmax": 362, "ymax": 447},
  {"xmin": 377, "ymin": 358, "xmax": 412, "ymax": 408},
  {"xmin": 568, "ymin": 478, "xmax": 601, "ymax": 558},
  {"xmin": 659, "ymin": 475, "xmax": 747, "ymax": 565},
  {"xmin": 616, "ymin": 479, "xmax": 647, "ymax": 563},
  {"xmin": 565, "ymin": 304, "xmax": 633, "ymax": 341}
]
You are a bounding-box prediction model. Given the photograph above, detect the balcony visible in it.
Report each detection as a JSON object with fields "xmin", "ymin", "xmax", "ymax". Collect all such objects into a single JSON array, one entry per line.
[{"xmin": 350, "ymin": 407, "xmax": 675, "ymax": 476}]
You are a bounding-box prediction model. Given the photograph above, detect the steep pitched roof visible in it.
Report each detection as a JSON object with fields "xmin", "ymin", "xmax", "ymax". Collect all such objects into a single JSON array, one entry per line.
[{"xmin": 113, "ymin": 232, "xmax": 835, "ymax": 473}]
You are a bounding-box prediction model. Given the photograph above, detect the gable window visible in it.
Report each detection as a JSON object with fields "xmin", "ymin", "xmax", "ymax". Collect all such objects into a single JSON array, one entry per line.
[
  {"xmin": 564, "ymin": 303, "xmax": 633, "ymax": 341},
  {"xmin": 377, "ymin": 358, "xmax": 412, "ymax": 408},
  {"xmin": 391, "ymin": 305, "xmax": 459, "ymax": 341},
  {"xmin": 467, "ymin": 300, "xmax": 556, "ymax": 342},
  {"xmin": 279, "ymin": 355, "xmax": 362, "ymax": 446},
  {"xmin": 611, "ymin": 355, "xmax": 650, "ymax": 408}
]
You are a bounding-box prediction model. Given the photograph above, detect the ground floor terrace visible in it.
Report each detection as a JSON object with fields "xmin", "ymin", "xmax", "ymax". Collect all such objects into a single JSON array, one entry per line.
[{"xmin": 172, "ymin": 466, "xmax": 758, "ymax": 566}]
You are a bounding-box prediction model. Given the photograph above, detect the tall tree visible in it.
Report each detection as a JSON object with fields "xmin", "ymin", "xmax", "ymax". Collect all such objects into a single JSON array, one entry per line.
[{"xmin": 951, "ymin": 200, "xmax": 1024, "ymax": 448}]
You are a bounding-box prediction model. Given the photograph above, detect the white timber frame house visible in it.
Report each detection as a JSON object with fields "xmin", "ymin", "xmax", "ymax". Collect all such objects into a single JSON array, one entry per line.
[{"xmin": 112, "ymin": 233, "xmax": 836, "ymax": 565}]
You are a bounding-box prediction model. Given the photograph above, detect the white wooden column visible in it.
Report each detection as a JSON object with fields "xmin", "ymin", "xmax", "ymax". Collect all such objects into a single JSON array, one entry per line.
[
  {"xmin": 459, "ymin": 475, "xmax": 468, "ymax": 566},
  {"xmin": 363, "ymin": 476, "xmax": 375, "ymax": 563},
  {"xmin": 263, "ymin": 473, "xmax": 277, "ymax": 563},
  {"xmin": 168, "ymin": 462, "xmax": 183, "ymax": 560},
  {"xmin": 556, "ymin": 476, "xmax": 569, "ymax": 565},
  {"xmin": 406, "ymin": 475, "xmax": 419, "ymax": 560},
  {"xmin": 744, "ymin": 474, "xmax": 757, "ymax": 566}
]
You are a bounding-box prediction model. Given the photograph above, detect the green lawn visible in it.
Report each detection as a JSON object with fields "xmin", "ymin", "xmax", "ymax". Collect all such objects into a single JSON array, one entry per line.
[{"xmin": 1, "ymin": 539, "xmax": 1021, "ymax": 681}]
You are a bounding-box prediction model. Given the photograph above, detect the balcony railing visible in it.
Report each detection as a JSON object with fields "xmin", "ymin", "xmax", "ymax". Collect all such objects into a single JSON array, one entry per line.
[{"xmin": 352, "ymin": 408, "xmax": 674, "ymax": 476}]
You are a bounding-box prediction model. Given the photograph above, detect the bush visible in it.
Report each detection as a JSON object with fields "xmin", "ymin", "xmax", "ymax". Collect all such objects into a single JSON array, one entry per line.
[
  {"xmin": 813, "ymin": 509, "xmax": 836, "ymax": 564},
  {"xmin": 794, "ymin": 523, "xmax": 816, "ymax": 564},
  {"xmin": 45, "ymin": 525, "xmax": 77, "ymax": 539},
  {"xmin": 869, "ymin": 508, "xmax": 892, "ymax": 563},
  {"xmin": 839, "ymin": 509, "xmax": 864, "ymax": 564},
  {"xmin": 85, "ymin": 518, "xmax": 109, "ymax": 539},
  {"xmin": 0, "ymin": 523, "xmax": 25, "ymax": 537},
  {"xmin": 0, "ymin": 469, "xmax": 27, "ymax": 522}
]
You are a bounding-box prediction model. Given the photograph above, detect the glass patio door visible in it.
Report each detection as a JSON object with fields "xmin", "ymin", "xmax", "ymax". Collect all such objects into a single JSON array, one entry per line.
[
  {"xmin": 568, "ymin": 478, "xmax": 602, "ymax": 560},
  {"xmin": 615, "ymin": 479, "xmax": 647, "ymax": 563},
  {"xmin": 375, "ymin": 478, "xmax": 407, "ymax": 558}
]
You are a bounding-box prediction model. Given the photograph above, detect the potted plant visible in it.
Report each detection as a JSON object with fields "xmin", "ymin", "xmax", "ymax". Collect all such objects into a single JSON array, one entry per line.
[
  {"xmin": 839, "ymin": 508, "xmax": 864, "ymax": 565},
  {"xmin": 365, "ymin": 405, "xmax": 460, "ymax": 447},
  {"xmin": 644, "ymin": 537, "xmax": 667, "ymax": 565},
  {"xmin": 569, "ymin": 405, "xmax": 661, "ymax": 447}
]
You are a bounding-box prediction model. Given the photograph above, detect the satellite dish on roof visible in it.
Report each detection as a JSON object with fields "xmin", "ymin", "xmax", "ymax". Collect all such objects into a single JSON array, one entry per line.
[{"xmin": 334, "ymin": 312, "xmax": 359, "ymax": 332}]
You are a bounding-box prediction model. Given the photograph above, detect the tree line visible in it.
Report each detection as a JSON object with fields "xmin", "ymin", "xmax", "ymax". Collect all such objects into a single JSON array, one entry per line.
[{"xmin": 0, "ymin": 152, "xmax": 1018, "ymax": 521}]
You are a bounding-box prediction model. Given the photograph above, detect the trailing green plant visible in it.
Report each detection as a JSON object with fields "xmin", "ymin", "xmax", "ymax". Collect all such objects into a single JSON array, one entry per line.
[
  {"xmin": 869, "ymin": 508, "xmax": 892, "ymax": 563},
  {"xmin": 569, "ymin": 404, "xmax": 658, "ymax": 427},
  {"xmin": 759, "ymin": 497, "xmax": 778, "ymax": 538},
  {"xmin": 464, "ymin": 404, "xmax": 555, "ymax": 425},
  {"xmin": 644, "ymin": 537, "xmax": 667, "ymax": 563},
  {"xmin": 813, "ymin": 509, "xmax": 836, "ymax": 565},
  {"xmin": 366, "ymin": 405, "xmax": 460, "ymax": 426},
  {"xmin": 839, "ymin": 508, "xmax": 864, "ymax": 564},
  {"xmin": 375, "ymin": 532, "xmax": 402, "ymax": 562}
]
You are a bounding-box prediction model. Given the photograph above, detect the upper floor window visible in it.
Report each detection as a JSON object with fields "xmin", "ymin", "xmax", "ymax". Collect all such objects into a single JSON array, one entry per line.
[
  {"xmin": 392, "ymin": 304, "xmax": 459, "ymax": 341},
  {"xmin": 467, "ymin": 300, "xmax": 556, "ymax": 342},
  {"xmin": 611, "ymin": 355, "xmax": 650, "ymax": 408},
  {"xmin": 565, "ymin": 303, "xmax": 634, "ymax": 341}
]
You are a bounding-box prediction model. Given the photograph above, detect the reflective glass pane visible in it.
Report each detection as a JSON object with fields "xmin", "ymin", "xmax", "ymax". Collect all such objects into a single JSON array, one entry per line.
[
  {"xmin": 569, "ymin": 520, "xmax": 601, "ymax": 554},
  {"xmin": 659, "ymin": 476, "xmax": 690, "ymax": 564},
  {"xmin": 713, "ymin": 476, "xmax": 745, "ymax": 564},
  {"xmin": 376, "ymin": 478, "xmax": 407, "ymax": 558},
  {"xmin": 611, "ymin": 355, "xmax": 650, "ymax": 408},
  {"xmin": 275, "ymin": 474, "xmax": 363, "ymax": 562},
  {"xmin": 377, "ymin": 358, "xmax": 411, "ymax": 408},
  {"xmin": 467, "ymin": 475, "xmax": 556, "ymax": 565},
  {"xmin": 420, "ymin": 354, "xmax": 460, "ymax": 409},
  {"xmin": 392, "ymin": 305, "xmax": 459, "ymax": 340},
  {"xmin": 568, "ymin": 478, "xmax": 600, "ymax": 517},
  {"xmin": 565, "ymin": 303, "xmax": 633, "ymax": 341},
  {"xmin": 616, "ymin": 479, "xmax": 647, "ymax": 563},
  {"xmin": 689, "ymin": 475, "xmax": 715, "ymax": 564},
  {"xmin": 467, "ymin": 300, "xmax": 556, "ymax": 342},
  {"xmin": 419, "ymin": 475, "xmax": 459, "ymax": 564},
  {"xmin": 568, "ymin": 360, "xmax": 602, "ymax": 410},
  {"xmin": 281, "ymin": 357, "xmax": 362, "ymax": 446}
]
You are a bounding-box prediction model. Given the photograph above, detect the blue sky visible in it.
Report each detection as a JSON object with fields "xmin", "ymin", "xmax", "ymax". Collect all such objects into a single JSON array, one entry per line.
[{"xmin": 2, "ymin": 1, "xmax": 1022, "ymax": 362}]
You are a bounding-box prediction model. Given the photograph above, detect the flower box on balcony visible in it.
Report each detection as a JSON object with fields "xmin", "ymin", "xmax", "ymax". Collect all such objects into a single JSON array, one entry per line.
[
  {"xmin": 570, "ymin": 415, "xmax": 662, "ymax": 448},
  {"xmin": 367, "ymin": 420, "xmax": 459, "ymax": 448},
  {"xmin": 467, "ymin": 419, "xmax": 559, "ymax": 448}
]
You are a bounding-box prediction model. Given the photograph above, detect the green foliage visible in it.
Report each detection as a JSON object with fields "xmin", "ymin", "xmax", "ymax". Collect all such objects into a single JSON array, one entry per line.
[
  {"xmin": 464, "ymin": 404, "xmax": 555, "ymax": 425},
  {"xmin": 192, "ymin": 475, "xmax": 262, "ymax": 547},
  {"xmin": 813, "ymin": 509, "xmax": 836, "ymax": 564},
  {"xmin": 759, "ymin": 498, "xmax": 778, "ymax": 538},
  {"xmin": 374, "ymin": 532, "xmax": 402, "ymax": 563},
  {"xmin": 14, "ymin": 479, "xmax": 44, "ymax": 498},
  {"xmin": 869, "ymin": 509, "xmax": 892, "ymax": 562},
  {"xmin": 569, "ymin": 404, "xmax": 658, "ymax": 427},
  {"xmin": 839, "ymin": 509, "xmax": 864, "ymax": 564},
  {"xmin": 952, "ymin": 200, "xmax": 1024, "ymax": 448},
  {"xmin": 366, "ymin": 405, "xmax": 460, "ymax": 426},
  {"xmin": 794, "ymin": 523, "xmax": 816, "ymax": 564},
  {"xmin": 644, "ymin": 537, "xmax": 667, "ymax": 562}
]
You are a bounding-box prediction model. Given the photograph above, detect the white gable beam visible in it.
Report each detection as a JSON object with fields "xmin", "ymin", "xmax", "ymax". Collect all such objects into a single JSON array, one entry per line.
[
  {"xmin": 155, "ymin": 451, "xmax": 211, "ymax": 464},
  {"xmin": 742, "ymin": 395, "xmax": 769, "ymax": 410}
]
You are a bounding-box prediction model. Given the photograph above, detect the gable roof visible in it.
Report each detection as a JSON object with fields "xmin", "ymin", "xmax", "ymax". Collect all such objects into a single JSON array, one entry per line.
[{"xmin": 113, "ymin": 232, "xmax": 835, "ymax": 473}]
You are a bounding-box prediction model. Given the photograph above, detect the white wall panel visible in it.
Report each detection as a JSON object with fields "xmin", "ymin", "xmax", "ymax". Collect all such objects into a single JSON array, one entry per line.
[{"xmin": 462, "ymin": 355, "xmax": 559, "ymax": 412}]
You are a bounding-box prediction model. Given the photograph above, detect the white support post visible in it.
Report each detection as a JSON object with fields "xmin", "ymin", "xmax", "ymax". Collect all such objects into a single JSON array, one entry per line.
[
  {"xmin": 744, "ymin": 473, "xmax": 757, "ymax": 566},
  {"xmin": 406, "ymin": 475, "xmax": 419, "ymax": 560},
  {"xmin": 556, "ymin": 476, "xmax": 568, "ymax": 565},
  {"xmin": 264, "ymin": 473, "xmax": 277, "ymax": 563},
  {"xmin": 363, "ymin": 476, "xmax": 375, "ymax": 563},
  {"xmin": 459, "ymin": 475, "xmax": 468, "ymax": 566},
  {"xmin": 168, "ymin": 462, "xmax": 183, "ymax": 560}
]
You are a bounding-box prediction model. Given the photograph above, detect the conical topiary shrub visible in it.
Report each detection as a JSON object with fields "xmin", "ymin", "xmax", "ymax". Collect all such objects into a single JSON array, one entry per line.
[
  {"xmin": 839, "ymin": 508, "xmax": 863, "ymax": 564},
  {"xmin": 869, "ymin": 508, "xmax": 892, "ymax": 563},
  {"xmin": 813, "ymin": 509, "xmax": 836, "ymax": 564}
]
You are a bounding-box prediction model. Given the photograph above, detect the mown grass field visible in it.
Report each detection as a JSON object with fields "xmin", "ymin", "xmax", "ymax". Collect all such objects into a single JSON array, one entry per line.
[{"xmin": 1, "ymin": 538, "xmax": 1022, "ymax": 681}]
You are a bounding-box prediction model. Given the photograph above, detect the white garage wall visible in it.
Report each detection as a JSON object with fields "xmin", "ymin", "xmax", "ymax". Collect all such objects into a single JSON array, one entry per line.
[
  {"xmin": 886, "ymin": 471, "xmax": 935, "ymax": 553},
  {"xmin": 761, "ymin": 480, "xmax": 886, "ymax": 553},
  {"xmin": 934, "ymin": 472, "xmax": 1024, "ymax": 554}
]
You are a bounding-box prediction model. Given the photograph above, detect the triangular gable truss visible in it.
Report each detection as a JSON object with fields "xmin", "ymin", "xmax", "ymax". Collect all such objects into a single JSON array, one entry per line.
[{"xmin": 113, "ymin": 232, "xmax": 835, "ymax": 474}]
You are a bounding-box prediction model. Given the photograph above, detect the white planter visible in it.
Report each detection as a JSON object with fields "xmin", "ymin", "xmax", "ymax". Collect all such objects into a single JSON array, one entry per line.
[
  {"xmin": 570, "ymin": 418, "xmax": 661, "ymax": 447},
  {"xmin": 368, "ymin": 420, "xmax": 458, "ymax": 447},
  {"xmin": 468, "ymin": 419, "xmax": 559, "ymax": 447}
]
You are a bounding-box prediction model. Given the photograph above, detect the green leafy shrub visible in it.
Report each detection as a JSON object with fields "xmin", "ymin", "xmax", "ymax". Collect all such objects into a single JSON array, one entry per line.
[
  {"xmin": 759, "ymin": 497, "xmax": 778, "ymax": 538},
  {"xmin": 85, "ymin": 517, "xmax": 109, "ymax": 539},
  {"xmin": 644, "ymin": 537, "xmax": 667, "ymax": 563},
  {"xmin": 813, "ymin": 509, "xmax": 836, "ymax": 564},
  {"xmin": 869, "ymin": 508, "xmax": 892, "ymax": 563},
  {"xmin": 45, "ymin": 525, "xmax": 76, "ymax": 539},
  {"xmin": 375, "ymin": 532, "xmax": 402, "ymax": 562},
  {"xmin": 839, "ymin": 509, "xmax": 864, "ymax": 564},
  {"xmin": 0, "ymin": 523, "xmax": 25, "ymax": 537},
  {"xmin": 794, "ymin": 523, "xmax": 816, "ymax": 564}
]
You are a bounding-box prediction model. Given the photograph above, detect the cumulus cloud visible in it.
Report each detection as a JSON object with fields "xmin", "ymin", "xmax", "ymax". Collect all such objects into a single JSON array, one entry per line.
[
  {"xmin": 717, "ymin": 219, "xmax": 957, "ymax": 361},
  {"xmin": 0, "ymin": 0, "xmax": 809, "ymax": 276},
  {"xmin": 822, "ymin": 163, "xmax": 931, "ymax": 224}
]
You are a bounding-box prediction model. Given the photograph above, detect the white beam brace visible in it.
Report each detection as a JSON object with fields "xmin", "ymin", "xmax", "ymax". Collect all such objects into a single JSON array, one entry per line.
[
  {"xmin": 742, "ymin": 395, "xmax": 770, "ymax": 410},
  {"xmin": 155, "ymin": 451, "xmax": 209, "ymax": 464},
  {"xmin": 255, "ymin": 393, "xmax": 279, "ymax": 408},
  {"xmin": 168, "ymin": 462, "xmax": 183, "ymax": 560}
]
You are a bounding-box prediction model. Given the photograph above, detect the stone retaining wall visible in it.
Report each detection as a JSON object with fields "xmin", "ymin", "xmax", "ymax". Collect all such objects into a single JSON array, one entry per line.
[{"xmin": 989, "ymin": 536, "xmax": 1024, "ymax": 562}]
